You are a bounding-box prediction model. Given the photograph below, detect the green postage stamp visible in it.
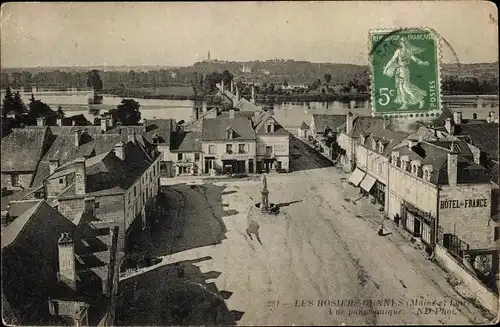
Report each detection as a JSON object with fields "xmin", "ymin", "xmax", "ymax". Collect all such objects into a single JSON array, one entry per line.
[{"xmin": 370, "ymin": 28, "xmax": 441, "ymax": 117}]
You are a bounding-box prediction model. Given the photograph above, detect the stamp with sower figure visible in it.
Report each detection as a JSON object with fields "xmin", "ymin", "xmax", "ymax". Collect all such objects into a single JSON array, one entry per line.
[{"xmin": 370, "ymin": 28, "xmax": 441, "ymax": 118}]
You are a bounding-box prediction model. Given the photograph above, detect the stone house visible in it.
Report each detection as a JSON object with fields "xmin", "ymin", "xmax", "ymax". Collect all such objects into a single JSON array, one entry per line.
[
  {"xmin": 201, "ymin": 111, "xmax": 257, "ymax": 175},
  {"xmin": 309, "ymin": 114, "xmax": 346, "ymax": 143},
  {"xmin": 168, "ymin": 131, "xmax": 203, "ymax": 176},
  {"xmin": 253, "ymin": 111, "xmax": 290, "ymax": 172},
  {"xmin": 42, "ymin": 139, "xmax": 161, "ymax": 254}
]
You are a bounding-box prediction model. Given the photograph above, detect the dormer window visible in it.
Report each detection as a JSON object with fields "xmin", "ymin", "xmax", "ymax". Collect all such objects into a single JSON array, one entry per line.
[
  {"xmin": 378, "ymin": 142, "xmax": 385, "ymax": 153},
  {"xmin": 400, "ymin": 156, "xmax": 410, "ymax": 171},
  {"xmin": 152, "ymin": 133, "xmax": 159, "ymax": 144},
  {"xmin": 422, "ymin": 165, "xmax": 433, "ymax": 181},
  {"xmin": 226, "ymin": 128, "xmax": 234, "ymax": 139},
  {"xmin": 371, "ymin": 139, "xmax": 377, "ymax": 150},
  {"xmin": 266, "ymin": 122, "xmax": 274, "ymax": 133}
]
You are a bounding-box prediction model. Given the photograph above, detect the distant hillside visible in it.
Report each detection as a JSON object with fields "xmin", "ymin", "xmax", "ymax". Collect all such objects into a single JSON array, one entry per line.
[{"xmin": 1, "ymin": 65, "xmax": 177, "ymax": 73}]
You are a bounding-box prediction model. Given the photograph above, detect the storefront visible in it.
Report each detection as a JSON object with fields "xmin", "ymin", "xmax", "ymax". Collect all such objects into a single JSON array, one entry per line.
[
  {"xmin": 401, "ymin": 201, "xmax": 434, "ymax": 246},
  {"xmin": 374, "ymin": 181, "xmax": 386, "ymax": 206}
]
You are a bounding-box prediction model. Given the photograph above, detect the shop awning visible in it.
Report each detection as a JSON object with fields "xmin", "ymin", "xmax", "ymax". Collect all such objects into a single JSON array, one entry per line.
[
  {"xmin": 360, "ymin": 174, "xmax": 377, "ymax": 192},
  {"xmin": 348, "ymin": 168, "xmax": 366, "ymax": 186}
]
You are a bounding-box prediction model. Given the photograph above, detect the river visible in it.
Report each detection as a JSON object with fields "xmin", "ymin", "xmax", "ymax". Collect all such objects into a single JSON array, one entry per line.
[{"xmin": 3, "ymin": 91, "xmax": 497, "ymax": 129}]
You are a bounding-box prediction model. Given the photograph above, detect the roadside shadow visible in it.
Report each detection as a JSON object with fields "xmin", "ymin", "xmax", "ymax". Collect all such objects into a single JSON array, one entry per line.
[
  {"xmin": 125, "ymin": 184, "xmax": 230, "ymax": 260},
  {"xmin": 223, "ymin": 209, "xmax": 239, "ymax": 216},
  {"xmin": 222, "ymin": 190, "xmax": 238, "ymax": 196},
  {"xmin": 275, "ymin": 200, "xmax": 303, "ymax": 208},
  {"xmin": 116, "ymin": 258, "xmax": 243, "ymax": 326}
]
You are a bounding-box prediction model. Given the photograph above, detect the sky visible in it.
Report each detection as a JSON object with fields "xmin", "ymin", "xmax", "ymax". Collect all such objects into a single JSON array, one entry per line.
[{"xmin": 1, "ymin": 1, "xmax": 498, "ymax": 68}]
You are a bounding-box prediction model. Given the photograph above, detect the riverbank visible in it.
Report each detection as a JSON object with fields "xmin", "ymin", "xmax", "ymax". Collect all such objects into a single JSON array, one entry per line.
[{"xmin": 101, "ymin": 88, "xmax": 371, "ymax": 103}]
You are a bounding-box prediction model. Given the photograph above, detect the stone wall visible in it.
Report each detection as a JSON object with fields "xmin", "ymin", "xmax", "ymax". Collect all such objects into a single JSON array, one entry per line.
[
  {"xmin": 1, "ymin": 172, "xmax": 34, "ymax": 190},
  {"xmin": 435, "ymin": 244, "xmax": 498, "ymax": 314}
]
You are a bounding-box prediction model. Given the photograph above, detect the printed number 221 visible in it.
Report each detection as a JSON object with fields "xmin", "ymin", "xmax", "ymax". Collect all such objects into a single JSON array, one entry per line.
[{"xmin": 378, "ymin": 88, "xmax": 394, "ymax": 106}]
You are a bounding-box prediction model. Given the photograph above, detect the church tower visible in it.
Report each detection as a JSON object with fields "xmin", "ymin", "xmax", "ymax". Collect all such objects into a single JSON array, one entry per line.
[{"xmin": 208, "ymin": 50, "xmax": 211, "ymax": 62}]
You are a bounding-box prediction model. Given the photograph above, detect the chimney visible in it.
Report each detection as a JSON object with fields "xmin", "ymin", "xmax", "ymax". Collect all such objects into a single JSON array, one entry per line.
[
  {"xmin": 444, "ymin": 118, "xmax": 454, "ymax": 134},
  {"xmin": 472, "ymin": 113, "xmax": 477, "ymax": 120},
  {"xmin": 407, "ymin": 139, "xmax": 418, "ymax": 149},
  {"xmin": 495, "ymin": 117, "xmax": 499, "ymax": 124},
  {"xmin": 37, "ymin": 117, "xmax": 46, "ymax": 126},
  {"xmin": 58, "ymin": 232, "xmax": 77, "ymax": 290},
  {"xmin": 447, "ymin": 152, "xmax": 458, "ymax": 186},
  {"xmin": 192, "ymin": 107, "xmax": 199, "ymax": 120},
  {"xmin": 221, "ymin": 79, "xmax": 225, "ymax": 91},
  {"xmin": 57, "ymin": 118, "xmax": 63, "ymax": 126},
  {"xmin": 346, "ymin": 112, "xmax": 354, "ymax": 134},
  {"xmin": 74, "ymin": 129, "xmax": 82, "ymax": 147},
  {"xmin": 100, "ymin": 118, "xmax": 108, "ymax": 132},
  {"xmin": 107, "ymin": 117, "xmax": 113, "ymax": 128},
  {"xmin": 230, "ymin": 80, "xmax": 234, "ymax": 93},
  {"xmin": 143, "ymin": 119, "xmax": 148, "ymax": 133},
  {"xmin": 72, "ymin": 120, "xmax": 76, "ymax": 126},
  {"xmin": 49, "ymin": 159, "xmax": 60, "ymax": 175},
  {"xmin": 418, "ymin": 135, "xmax": 423, "ymax": 142},
  {"xmin": 251, "ymin": 85, "xmax": 255, "ymax": 104},
  {"xmin": 487, "ymin": 111, "xmax": 495, "ymax": 123},
  {"xmin": 453, "ymin": 111, "xmax": 462, "ymax": 125},
  {"xmin": 229, "ymin": 109, "xmax": 235, "ymax": 119},
  {"xmin": 74, "ymin": 158, "xmax": 86, "ymax": 195},
  {"xmin": 114, "ymin": 142, "xmax": 125, "ymax": 160},
  {"xmin": 236, "ymin": 87, "xmax": 240, "ymax": 101},
  {"xmin": 128, "ymin": 130, "xmax": 136, "ymax": 144},
  {"xmin": 83, "ymin": 197, "xmax": 96, "ymax": 216}
]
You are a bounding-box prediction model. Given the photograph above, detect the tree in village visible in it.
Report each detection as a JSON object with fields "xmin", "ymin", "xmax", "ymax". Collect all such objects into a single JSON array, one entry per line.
[
  {"xmin": 56, "ymin": 105, "xmax": 65, "ymax": 118},
  {"xmin": 28, "ymin": 94, "xmax": 56, "ymax": 117},
  {"xmin": 113, "ymin": 99, "xmax": 141, "ymax": 125},
  {"xmin": 2, "ymin": 87, "xmax": 26, "ymax": 117},
  {"xmin": 221, "ymin": 69, "xmax": 233, "ymax": 87},
  {"xmin": 324, "ymin": 73, "xmax": 332, "ymax": 85},
  {"xmin": 283, "ymin": 80, "xmax": 289, "ymax": 88},
  {"xmin": 86, "ymin": 70, "xmax": 103, "ymax": 92}
]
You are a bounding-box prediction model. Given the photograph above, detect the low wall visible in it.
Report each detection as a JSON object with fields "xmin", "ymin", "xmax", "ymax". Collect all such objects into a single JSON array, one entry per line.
[{"xmin": 435, "ymin": 244, "xmax": 498, "ymax": 314}]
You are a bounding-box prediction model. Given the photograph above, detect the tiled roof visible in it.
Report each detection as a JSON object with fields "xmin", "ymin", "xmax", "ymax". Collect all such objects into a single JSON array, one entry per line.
[
  {"xmin": 312, "ymin": 114, "xmax": 347, "ymax": 134},
  {"xmin": 170, "ymin": 131, "xmax": 202, "ymax": 152},
  {"xmin": 254, "ymin": 113, "xmax": 290, "ymax": 136},
  {"xmin": 183, "ymin": 108, "xmax": 218, "ymax": 131},
  {"xmin": 202, "ymin": 117, "xmax": 256, "ymax": 141},
  {"xmin": 454, "ymin": 122, "xmax": 499, "ymax": 159},
  {"xmin": 56, "ymin": 141, "xmax": 155, "ymax": 198},
  {"xmin": 1, "ymin": 126, "xmax": 49, "ymax": 172},
  {"xmin": 142, "ymin": 119, "xmax": 174, "ymax": 145}
]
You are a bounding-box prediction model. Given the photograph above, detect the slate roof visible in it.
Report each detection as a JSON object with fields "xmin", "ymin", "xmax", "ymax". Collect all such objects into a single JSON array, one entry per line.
[
  {"xmin": 1, "ymin": 126, "xmax": 49, "ymax": 172},
  {"xmin": 347, "ymin": 115, "xmax": 386, "ymax": 138},
  {"xmin": 52, "ymin": 141, "xmax": 154, "ymax": 199},
  {"xmin": 32, "ymin": 128, "xmax": 152, "ymax": 189},
  {"xmin": 363, "ymin": 128, "xmax": 410, "ymax": 157},
  {"xmin": 254, "ymin": 112, "xmax": 290, "ymax": 136},
  {"xmin": 142, "ymin": 119, "xmax": 175, "ymax": 145},
  {"xmin": 202, "ymin": 117, "xmax": 256, "ymax": 141},
  {"xmin": 454, "ymin": 122, "xmax": 499, "ymax": 159},
  {"xmin": 170, "ymin": 131, "xmax": 202, "ymax": 152},
  {"xmin": 219, "ymin": 110, "xmax": 256, "ymax": 120},
  {"xmin": 394, "ymin": 141, "xmax": 489, "ymax": 185},
  {"xmin": 234, "ymin": 98, "xmax": 260, "ymax": 111},
  {"xmin": 1, "ymin": 200, "xmax": 114, "ymax": 326},
  {"xmin": 312, "ymin": 114, "xmax": 347, "ymax": 134}
]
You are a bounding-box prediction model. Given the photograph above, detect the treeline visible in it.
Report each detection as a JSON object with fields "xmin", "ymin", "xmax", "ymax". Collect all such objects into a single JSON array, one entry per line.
[
  {"xmin": 0, "ymin": 70, "xmax": 196, "ymax": 90},
  {"xmin": 2, "ymin": 69, "xmax": 498, "ymax": 95},
  {"xmin": 441, "ymin": 77, "xmax": 499, "ymax": 95}
]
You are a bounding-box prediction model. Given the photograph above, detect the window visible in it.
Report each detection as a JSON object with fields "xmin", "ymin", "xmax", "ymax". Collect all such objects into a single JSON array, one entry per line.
[
  {"xmin": 134, "ymin": 186, "xmax": 137, "ymax": 197},
  {"xmin": 226, "ymin": 144, "xmax": 233, "ymax": 154},
  {"xmin": 265, "ymin": 146, "xmax": 273, "ymax": 156},
  {"xmin": 11, "ymin": 174, "xmax": 19, "ymax": 187},
  {"xmin": 128, "ymin": 193, "xmax": 131, "ymax": 204},
  {"xmin": 178, "ymin": 153, "xmax": 183, "ymax": 161},
  {"xmin": 153, "ymin": 165, "xmax": 156, "ymax": 175},
  {"xmin": 195, "ymin": 153, "xmax": 200, "ymax": 161},
  {"xmin": 226, "ymin": 129, "xmax": 233, "ymax": 139},
  {"xmin": 59, "ymin": 178, "xmax": 64, "ymax": 184},
  {"xmin": 267, "ymin": 124, "xmax": 272, "ymax": 133},
  {"xmin": 238, "ymin": 144, "xmax": 245, "ymax": 154},
  {"xmin": 95, "ymin": 202, "xmax": 100, "ymax": 208},
  {"xmin": 372, "ymin": 140, "xmax": 377, "ymax": 150},
  {"xmin": 153, "ymin": 134, "xmax": 159, "ymax": 144},
  {"xmin": 35, "ymin": 192, "xmax": 41, "ymax": 198},
  {"xmin": 208, "ymin": 145, "xmax": 215, "ymax": 154}
]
